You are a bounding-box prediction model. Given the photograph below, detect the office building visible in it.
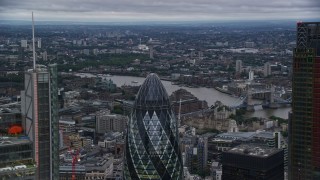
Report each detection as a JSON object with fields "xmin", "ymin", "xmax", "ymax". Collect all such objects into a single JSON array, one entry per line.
[
  {"xmin": 0, "ymin": 137, "xmax": 36, "ymax": 179},
  {"xmin": 83, "ymin": 49, "xmax": 90, "ymax": 55},
  {"xmin": 96, "ymin": 110, "xmax": 127, "ymax": 134},
  {"xmin": 21, "ymin": 64, "xmax": 59, "ymax": 180},
  {"xmin": 197, "ymin": 137, "xmax": 208, "ymax": 173},
  {"xmin": 21, "ymin": 40, "xmax": 28, "ymax": 48},
  {"xmin": 248, "ymin": 70, "xmax": 254, "ymax": 81},
  {"xmin": 235, "ymin": 60, "xmax": 242, "ymax": 74},
  {"xmin": 245, "ymin": 41, "xmax": 255, "ymax": 48},
  {"xmin": 289, "ymin": 22, "xmax": 320, "ymax": 180},
  {"xmin": 0, "ymin": 108, "xmax": 22, "ymax": 134},
  {"xmin": 37, "ymin": 38, "xmax": 41, "ymax": 48},
  {"xmin": 124, "ymin": 73, "xmax": 183, "ymax": 179},
  {"xmin": 264, "ymin": 62, "xmax": 272, "ymax": 77},
  {"xmin": 222, "ymin": 144, "xmax": 284, "ymax": 180},
  {"xmin": 42, "ymin": 51, "xmax": 47, "ymax": 61}
]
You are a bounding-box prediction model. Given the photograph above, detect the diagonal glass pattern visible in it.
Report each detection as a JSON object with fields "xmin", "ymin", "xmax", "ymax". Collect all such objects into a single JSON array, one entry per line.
[{"xmin": 124, "ymin": 73, "xmax": 183, "ymax": 180}]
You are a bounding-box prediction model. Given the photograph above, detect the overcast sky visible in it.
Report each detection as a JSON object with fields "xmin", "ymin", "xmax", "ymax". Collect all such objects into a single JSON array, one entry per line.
[{"xmin": 0, "ymin": 0, "xmax": 319, "ymax": 22}]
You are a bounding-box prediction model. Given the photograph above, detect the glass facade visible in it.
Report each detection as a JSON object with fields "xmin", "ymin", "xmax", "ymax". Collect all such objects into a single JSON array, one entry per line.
[
  {"xmin": 21, "ymin": 64, "xmax": 59, "ymax": 180},
  {"xmin": 0, "ymin": 140, "xmax": 33, "ymax": 165},
  {"xmin": 49, "ymin": 64, "xmax": 59, "ymax": 180},
  {"xmin": 37, "ymin": 70, "xmax": 51, "ymax": 179},
  {"xmin": 124, "ymin": 73, "xmax": 183, "ymax": 179},
  {"xmin": 289, "ymin": 22, "xmax": 320, "ymax": 180}
]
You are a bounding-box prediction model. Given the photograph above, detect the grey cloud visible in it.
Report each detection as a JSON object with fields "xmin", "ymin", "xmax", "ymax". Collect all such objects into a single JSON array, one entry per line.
[{"xmin": 0, "ymin": 0, "xmax": 319, "ymax": 21}]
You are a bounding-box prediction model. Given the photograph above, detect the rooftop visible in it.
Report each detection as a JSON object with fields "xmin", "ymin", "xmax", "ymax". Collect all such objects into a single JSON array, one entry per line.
[
  {"xmin": 0, "ymin": 136, "xmax": 31, "ymax": 147},
  {"xmin": 216, "ymin": 132, "xmax": 256, "ymax": 140},
  {"xmin": 227, "ymin": 144, "xmax": 282, "ymax": 158}
]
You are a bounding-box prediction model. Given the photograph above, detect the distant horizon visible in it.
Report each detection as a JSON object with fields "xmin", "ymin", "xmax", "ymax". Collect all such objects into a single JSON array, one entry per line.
[{"xmin": 0, "ymin": 18, "xmax": 319, "ymax": 26}]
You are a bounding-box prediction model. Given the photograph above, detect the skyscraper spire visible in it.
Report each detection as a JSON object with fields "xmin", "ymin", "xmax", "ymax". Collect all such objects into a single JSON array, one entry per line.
[{"xmin": 32, "ymin": 12, "xmax": 36, "ymax": 70}]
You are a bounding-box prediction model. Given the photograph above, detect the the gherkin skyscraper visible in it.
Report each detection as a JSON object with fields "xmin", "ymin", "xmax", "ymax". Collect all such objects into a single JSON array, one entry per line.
[{"xmin": 124, "ymin": 73, "xmax": 183, "ymax": 180}]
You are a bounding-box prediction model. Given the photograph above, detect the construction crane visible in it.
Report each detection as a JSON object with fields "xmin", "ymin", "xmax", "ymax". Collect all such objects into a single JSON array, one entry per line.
[{"xmin": 71, "ymin": 149, "xmax": 79, "ymax": 180}]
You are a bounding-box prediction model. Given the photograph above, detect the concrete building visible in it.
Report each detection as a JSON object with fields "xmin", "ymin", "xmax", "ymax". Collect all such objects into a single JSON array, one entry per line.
[
  {"xmin": 211, "ymin": 162, "xmax": 222, "ymax": 180},
  {"xmin": 60, "ymin": 150, "xmax": 114, "ymax": 180},
  {"xmin": 222, "ymin": 144, "xmax": 284, "ymax": 180},
  {"xmin": 235, "ymin": 60, "xmax": 242, "ymax": 74},
  {"xmin": 95, "ymin": 110, "xmax": 127, "ymax": 134},
  {"xmin": 264, "ymin": 62, "xmax": 272, "ymax": 77},
  {"xmin": 83, "ymin": 49, "xmax": 90, "ymax": 55},
  {"xmin": 248, "ymin": 70, "xmax": 254, "ymax": 81},
  {"xmin": 42, "ymin": 51, "xmax": 47, "ymax": 61},
  {"xmin": 21, "ymin": 40, "xmax": 28, "ymax": 48},
  {"xmin": 37, "ymin": 38, "xmax": 41, "ymax": 48},
  {"xmin": 245, "ymin": 41, "xmax": 255, "ymax": 48}
]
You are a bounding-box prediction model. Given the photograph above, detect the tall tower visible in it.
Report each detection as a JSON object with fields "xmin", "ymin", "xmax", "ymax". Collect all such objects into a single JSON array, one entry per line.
[
  {"xmin": 264, "ymin": 62, "xmax": 271, "ymax": 77},
  {"xmin": 124, "ymin": 73, "xmax": 183, "ymax": 179},
  {"xmin": 235, "ymin": 60, "xmax": 242, "ymax": 74},
  {"xmin": 149, "ymin": 45, "xmax": 154, "ymax": 59},
  {"xmin": 21, "ymin": 65, "xmax": 59, "ymax": 180},
  {"xmin": 289, "ymin": 22, "xmax": 320, "ymax": 180},
  {"xmin": 20, "ymin": 13, "xmax": 59, "ymax": 180}
]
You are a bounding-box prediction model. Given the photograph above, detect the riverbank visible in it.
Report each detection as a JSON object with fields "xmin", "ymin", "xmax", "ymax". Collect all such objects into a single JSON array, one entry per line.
[{"xmin": 73, "ymin": 73, "xmax": 291, "ymax": 119}]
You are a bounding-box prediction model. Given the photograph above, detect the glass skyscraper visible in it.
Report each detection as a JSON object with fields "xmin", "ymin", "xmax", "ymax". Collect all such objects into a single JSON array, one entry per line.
[
  {"xmin": 124, "ymin": 73, "xmax": 183, "ymax": 179},
  {"xmin": 21, "ymin": 64, "xmax": 59, "ymax": 180},
  {"xmin": 289, "ymin": 22, "xmax": 320, "ymax": 180}
]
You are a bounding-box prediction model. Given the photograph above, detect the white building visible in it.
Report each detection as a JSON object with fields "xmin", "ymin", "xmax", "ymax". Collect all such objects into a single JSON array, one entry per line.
[
  {"xmin": 249, "ymin": 70, "xmax": 254, "ymax": 81},
  {"xmin": 21, "ymin": 40, "xmax": 28, "ymax": 48},
  {"xmin": 37, "ymin": 38, "xmax": 41, "ymax": 48}
]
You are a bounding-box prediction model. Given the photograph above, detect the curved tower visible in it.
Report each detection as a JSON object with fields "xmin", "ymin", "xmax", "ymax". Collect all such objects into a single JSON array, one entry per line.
[{"xmin": 124, "ymin": 73, "xmax": 183, "ymax": 180}]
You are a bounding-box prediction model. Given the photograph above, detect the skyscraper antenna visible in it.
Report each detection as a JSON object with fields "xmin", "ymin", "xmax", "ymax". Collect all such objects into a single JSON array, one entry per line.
[{"xmin": 32, "ymin": 12, "xmax": 36, "ymax": 70}]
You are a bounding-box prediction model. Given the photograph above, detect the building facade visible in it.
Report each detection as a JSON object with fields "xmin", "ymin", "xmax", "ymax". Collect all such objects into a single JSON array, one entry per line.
[
  {"xmin": 124, "ymin": 73, "xmax": 183, "ymax": 179},
  {"xmin": 235, "ymin": 60, "xmax": 242, "ymax": 74},
  {"xmin": 289, "ymin": 22, "xmax": 320, "ymax": 180},
  {"xmin": 222, "ymin": 144, "xmax": 284, "ymax": 180},
  {"xmin": 96, "ymin": 110, "xmax": 127, "ymax": 134},
  {"xmin": 264, "ymin": 62, "xmax": 271, "ymax": 77},
  {"xmin": 21, "ymin": 64, "xmax": 59, "ymax": 180}
]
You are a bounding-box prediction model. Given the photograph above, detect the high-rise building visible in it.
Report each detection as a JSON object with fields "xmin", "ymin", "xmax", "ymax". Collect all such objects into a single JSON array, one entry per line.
[
  {"xmin": 21, "ymin": 64, "xmax": 59, "ymax": 180},
  {"xmin": 264, "ymin": 62, "xmax": 272, "ymax": 77},
  {"xmin": 37, "ymin": 38, "xmax": 41, "ymax": 48},
  {"xmin": 21, "ymin": 40, "xmax": 28, "ymax": 48},
  {"xmin": 235, "ymin": 60, "xmax": 242, "ymax": 74},
  {"xmin": 289, "ymin": 22, "xmax": 320, "ymax": 180},
  {"xmin": 222, "ymin": 144, "xmax": 284, "ymax": 180},
  {"xmin": 124, "ymin": 73, "xmax": 183, "ymax": 179},
  {"xmin": 149, "ymin": 45, "xmax": 154, "ymax": 59},
  {"xmin": 197, "ymin": 137, "xmax": 208, "ymax": 173},
  {"xmin": 248, "ymin": 70, "xmax": 254, "ymax": 81},
  {"xmin": 43, "ymin": 51, "xmax": 48, "ymax": 61}
]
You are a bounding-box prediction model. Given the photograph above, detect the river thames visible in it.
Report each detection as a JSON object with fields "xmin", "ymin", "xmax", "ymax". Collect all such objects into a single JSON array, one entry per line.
[{"xmin": 77, "ymin": 73, "xmax": 291, "ymax": 119}]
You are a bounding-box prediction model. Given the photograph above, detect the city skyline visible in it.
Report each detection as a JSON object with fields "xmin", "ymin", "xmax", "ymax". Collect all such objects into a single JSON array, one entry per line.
[{"xmin": 0, "ymin": 0, "xmax": 319, "ymax": 22}]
